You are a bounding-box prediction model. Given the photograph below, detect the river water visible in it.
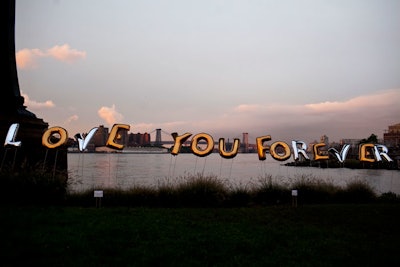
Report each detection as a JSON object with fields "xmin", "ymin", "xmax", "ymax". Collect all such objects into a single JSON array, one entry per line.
[{"xmin": 68, "ymin": 152, "xmax": 400, "ymax": 195}]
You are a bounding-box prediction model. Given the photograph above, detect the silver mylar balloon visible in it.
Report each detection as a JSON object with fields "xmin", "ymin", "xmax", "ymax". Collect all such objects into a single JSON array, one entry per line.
[{"xmin": 4, "ymin": 123, "xmax": 22, "ymax": 147}]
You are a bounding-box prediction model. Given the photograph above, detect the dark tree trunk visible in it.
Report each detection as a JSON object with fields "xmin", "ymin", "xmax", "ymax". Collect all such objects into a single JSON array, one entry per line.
[{"xmin": 0, "ymin": 0, "xmax": 67, "ymax": 178}]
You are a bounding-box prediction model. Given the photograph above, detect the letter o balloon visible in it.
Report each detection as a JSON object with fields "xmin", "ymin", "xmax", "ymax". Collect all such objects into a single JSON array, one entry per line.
[{"xmin": 42, "ymin": 127, "xmax": 68, "ymax": 149}]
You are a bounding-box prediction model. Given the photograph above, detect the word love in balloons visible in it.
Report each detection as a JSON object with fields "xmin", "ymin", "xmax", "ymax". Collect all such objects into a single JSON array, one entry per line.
[
  {"xmin": 4, "ymin": 123, "xmax": 129, "ymax": 151},
  {"xmin": 4, "ymin": 123, "xmax": 393, "ymax": 163}
]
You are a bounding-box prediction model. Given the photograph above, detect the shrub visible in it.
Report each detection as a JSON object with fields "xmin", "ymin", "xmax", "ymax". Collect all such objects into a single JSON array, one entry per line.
[
  {"xmin": 335, "ymin": 180, "xmax": 377, "ymax": 203},
  {"xmin": 252, "ymin": 174, "xmax": 290, "ymax": 205},
  {"xmin": 105, "ymin": 186, "xmax": 158, "ymax": 206},
  {"xmin": 290, "ymin": 175, "xmax": 338, "ymax": 204},
  {"xmin": 0, "ymin": 166, "xmax": 68, "ymax": 205},
  {"xmin": 66, "ymin": 189, "xmax": 93, "ymax": 206},
  {"xmin": 378, "ymin": 192, "xmax": 399, "ymax": 203},
  {"xmin": 226, "ymin": 183, "xmax": 253, "ymax": 207},
  {"xmin": 174, "ymin": 173, "xmax": 228, "ymax": 207},
  {"xmin": 157, "ymin": 183, "xmax": 179, "ymax": 207},
  {"xmin": 21, "ymin": 172, "xmax": 390, "ymax": 207}
]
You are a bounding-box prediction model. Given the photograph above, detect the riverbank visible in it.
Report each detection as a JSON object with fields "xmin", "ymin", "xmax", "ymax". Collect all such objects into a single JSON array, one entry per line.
[
  {"xmin": 2, "ymin": 204, "xmax": 399, "ymax": 266},
  {"xmin": 285, "ymin": 158, "xmax": 399, "ymax": 169}
]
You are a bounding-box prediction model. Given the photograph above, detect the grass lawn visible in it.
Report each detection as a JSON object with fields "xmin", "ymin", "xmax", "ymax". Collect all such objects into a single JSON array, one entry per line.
[{"xmin": 1, "ymin": 204, "xmax": 400, "ymax": 267}]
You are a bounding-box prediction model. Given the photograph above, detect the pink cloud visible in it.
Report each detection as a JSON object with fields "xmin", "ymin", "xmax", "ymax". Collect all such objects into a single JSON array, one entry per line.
[
  {"xmin": 65, "ymin": 115, "xmax": 79, "ymax": 123},
  {"xmin": 305, "ymin": 89, "xmax": 399, "ymax": 113},
  {"xmin": 97, "ymin": 104, "xmax": 124, "ymax": 126},
  {"xmin": 16, "ymin": 44, "xmax": 86, "ymax": 69},
  {"xmin": 16, "ymin": 48, "xmax": 45, "ymax": 69},
  {"xmin": 47, "ymin": 44, "xmax": 86, "ymax": 63},
  {"xmin": 173, "ymin": 89, "xmax": 400, "ymax": 142},
  {"xmin": 98, "ymin": 89, "xmax": 398, "ymax": 143},
  {"xmin": 21, "ymin": 92, "xmax": 55, "ymax": 109}
]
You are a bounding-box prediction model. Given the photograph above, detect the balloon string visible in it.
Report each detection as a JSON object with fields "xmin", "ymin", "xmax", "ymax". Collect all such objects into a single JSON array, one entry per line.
[
  {"xmin": 264, "ymin": 161, "xmax": 268, "ymax": 178},
  {"xmin": 43, "ymin": 149, "xmax": 49, "ymax": 171},
  {"xmin": 259, "ymin": 161, "xmax": 264, "ymax": 178},
  {"xmin": 263, "ymin": 161, "xmax": 266, "ymax": 177},
  {"xmin": 172, "ymin": 155, "xmax": 177, "ymax": 178},
  {"xmin": 390, "ymin": 170, "xmax": 394, "ymax": 192},
  {"xmin": 0, "ymin": 148, "xmax": 9, "ymax": 172},
  {"xmin": 219, "ymin": 157, "xmax": 223, "ymax": 177},
  {"xmin": 80, "ymin": 153, "xmax": 85, "ymax": 186},
  {"xmin": 286, "ymin": 161, "xmax": 290, "ymax": 181},
  {"xmin": 115, "ymin": 153, "xmax": 120, "ymax": 182},
  {"xmin": 229, "ymin": 158, "xmax": 234, "ymax": 180},
  {"xmin": 52, "ymin": 150, "xmax": 59, "ymax": 179},
  {"xmin": 194, "ymin": 156, "xmax": 198, "ymax": 175},
  {"xmin": 11, "ymin": 148, "xmax": 18, "ymax": 171},
  {"xmin": 202, "ymin": 157, "xmax": 207, "ymax": 176},
  {"xmin": 108, "ymin": 153, "xmax": 111, "ymax": 186},
  {"xmin": 168, "ymin": 154, "xmax": 173, "ymax": 178}
]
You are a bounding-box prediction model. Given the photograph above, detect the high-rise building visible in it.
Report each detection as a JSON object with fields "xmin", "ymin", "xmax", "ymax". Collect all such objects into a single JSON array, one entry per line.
[
  {"xmin": 384, "ymin": 123, "xmax": 400, "ymax": 147},
  {"xmin": 242, "ymin": 133, "xmax": 249, "ymax": 153},
  {"xmin": 320, "ymin": 135, "xmax": 329, "ymax": 146},
  {"xmin": 119, "ymin": 129, "xmax": 129, "ymax": 147},
  {"xmin": 128, "ymin": 132, "xmax": 151, "ymax": 147},
  {"xmin": 339, "ymin": 138, "xmax": 361, "ymax": 158},
  {"xmin": 316, "ymin": 135, "xmax": 329, "ymax": 155},
  {"xmin": 93, "ymin": 125, "xmax": 109, "ymax": 147}
]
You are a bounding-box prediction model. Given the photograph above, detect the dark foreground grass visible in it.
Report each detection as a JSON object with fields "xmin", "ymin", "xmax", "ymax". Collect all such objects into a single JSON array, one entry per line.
[{"xmin": 1, "ymin": 204, "xmax": 400, "ymax": 267}]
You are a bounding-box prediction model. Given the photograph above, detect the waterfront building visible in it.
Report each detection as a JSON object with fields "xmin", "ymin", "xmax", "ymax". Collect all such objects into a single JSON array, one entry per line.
[
  {"xmin": 242, "ymin": 132, "xmax": 249, "ymax": 153},
  {"xmin": 128, "ymin": 132, "xmax": 151, "ymax": 147},
  {"xmin": 318, "ymin": 135, "xmax": 329, "ymax": 156},
  {"xmin": 339, "ymin": 138, "xmax": 362, "ymax": 158},
  {"xmin": 93, "ymin": 125, "xmax": 109, "ymax": 147},
  {"xmin": 384, "ymin": 123, "xmax": 400, "ymax": 147}
]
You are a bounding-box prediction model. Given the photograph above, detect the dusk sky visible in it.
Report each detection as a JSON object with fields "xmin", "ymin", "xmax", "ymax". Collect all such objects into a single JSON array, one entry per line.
[{"xmin": 15, "ymin": 0, "xmax": 400, "ymax": 144}]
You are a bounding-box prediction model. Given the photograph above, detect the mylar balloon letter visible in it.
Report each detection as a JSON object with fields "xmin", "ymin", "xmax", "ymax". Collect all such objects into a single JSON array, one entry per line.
[
  {"xmin": 42, "ymin": 127, "xmax": 68, "ymax": 149},
  {"xmin": 191, "ymin": 133, "xmax": 214, "ymax": 157},
  {"xmin": 4, "ymin": 123, "xmax": 21, "ymax": 147},
  {"xmin": 106, "ymin": 124, "xmax": 130, "ymax": 150},
  {"xmin": 359, "ymin": 143, "xmax": 375, "ymax": 162},
  {"xmin": 170, "ymin": 132, "xmax": 192, "ymax": 155},
  {"xmin": 218, "ymin": 138, "xmax": 240, "ymax": 159},
  {"xmin": 313, "ymin": 143, "xmax": 329, "ymax": 161},
  {"xmin": 75, "ymin": 127, "xmax": 98, "ymax": 151},
  {"xmin": 292, "ymin": 140, "xmax": 309, "ymax": 161},
  {"xmin": 270, "ymin": 141, "xmax": 291, "ymax": 161},
  {"xmin": 256, "ymin": 135, "xmax": 272, "ymax": 161}
]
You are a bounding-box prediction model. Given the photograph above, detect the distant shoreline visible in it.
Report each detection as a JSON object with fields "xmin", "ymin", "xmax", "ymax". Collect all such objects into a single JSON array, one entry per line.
[{"xmin": 285, "ymin": 159, "xmax": 399, "ymax": 170}]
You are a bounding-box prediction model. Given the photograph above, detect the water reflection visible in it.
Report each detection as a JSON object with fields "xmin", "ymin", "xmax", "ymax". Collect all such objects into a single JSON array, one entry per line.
[{"xmin": 68, "ymin": 153, "xmax": 400, "ymax": 194}]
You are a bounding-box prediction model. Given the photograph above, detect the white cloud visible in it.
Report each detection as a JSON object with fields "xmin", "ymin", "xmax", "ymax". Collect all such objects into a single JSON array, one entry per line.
[
  {"xmin": 164, "ymin": 89, "xmax": 400, "ymax": 142},
  {"xmin": 15, "ymin": 48, "xmax": 45, "ymax": 69},
  {"xmin": 47, "ymin": 44, "xmax": 87, "ymax": 63},
  {"xmin": 305, "ymin": 89, "xmax": 400, "ymax": 114},
  {"xmin": 16, "ymin": 44, "xmax": 86, "ymax": 69},
  {"xmin": 65, "ymin": 114, "xmax": 79, "ymax": 123},
  {"xmin": 26, "ymin": 89, "xmax": 399, "ymax": 144},
  {"xmin": 21, "ymin": 92, "xmax": 55, "ymax": 109},
  {"xmin": 97, "ymin": 104, "xmax": 124, "ymax": 126}
]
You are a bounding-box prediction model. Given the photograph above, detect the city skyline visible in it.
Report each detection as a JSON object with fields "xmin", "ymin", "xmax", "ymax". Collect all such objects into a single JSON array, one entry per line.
[
  {"xmin": 14, "ymin": 0, "xmax": 400, "ymax": 143},
  {"xmin": 69, "ymin": 123, "xmax": 398, "ymax": 149}
]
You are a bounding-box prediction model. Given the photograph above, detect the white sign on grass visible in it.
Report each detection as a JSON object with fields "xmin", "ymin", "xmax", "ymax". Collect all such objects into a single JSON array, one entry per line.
[{"xmin": 94, "ymin": 190, "xmax": 103, "ymax": 198}]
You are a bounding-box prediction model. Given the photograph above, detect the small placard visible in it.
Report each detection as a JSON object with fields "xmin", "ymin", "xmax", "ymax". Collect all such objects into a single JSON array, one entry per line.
[
  {"xmin": 291, "ymin": 190, "xmax": 298, "ymax": 196},
  {"xmin": 94, "ymin": 190, "xmax": 103, "ymax": 198}
]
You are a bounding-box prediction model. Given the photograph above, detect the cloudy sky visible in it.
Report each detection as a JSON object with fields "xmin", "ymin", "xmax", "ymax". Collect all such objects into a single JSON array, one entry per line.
[{"xmin": 15, "ymin": 0, "xmax": 400, "ymax": 144}]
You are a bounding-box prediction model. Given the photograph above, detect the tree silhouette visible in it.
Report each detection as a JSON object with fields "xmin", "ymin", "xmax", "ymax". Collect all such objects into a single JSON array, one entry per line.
[{"xmin": 359, "ymin": 134, "xmax": 378, "ymax": 144}]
